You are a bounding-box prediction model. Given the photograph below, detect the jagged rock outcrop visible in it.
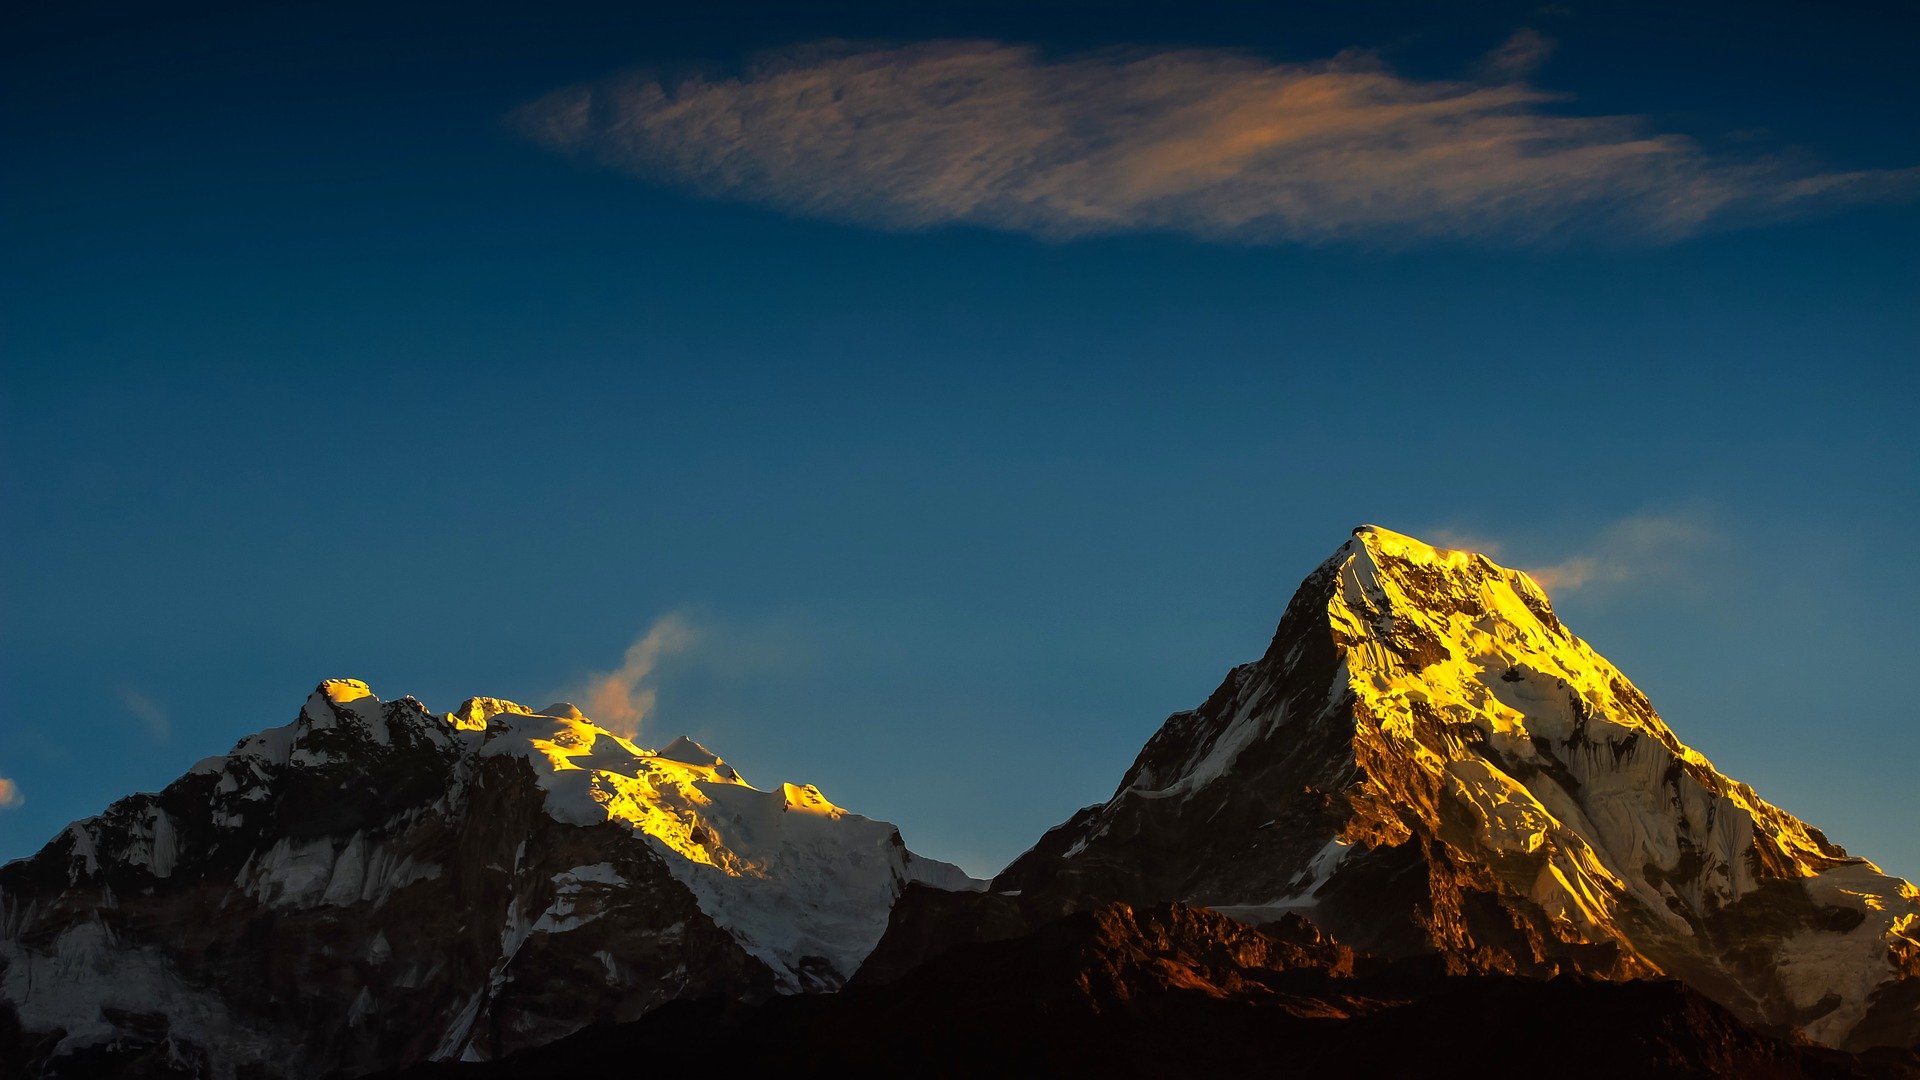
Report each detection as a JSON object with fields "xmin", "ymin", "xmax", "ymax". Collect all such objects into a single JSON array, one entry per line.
[
  {"xmin": 985, "ymin": 526, "xmax": 1920, "ymax": 1051},
  {"xmin": 0, "ymin": 680, "xmax": 976, "ymax": 1078}
]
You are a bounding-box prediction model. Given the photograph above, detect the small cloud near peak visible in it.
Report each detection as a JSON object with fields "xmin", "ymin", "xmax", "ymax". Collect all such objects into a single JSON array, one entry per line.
[
  {"xmin": 1424, "ymin": 512, "xmax": 1719, "ymax": 598},
  {"xmin": 577, "ymin": 613, "xmax": 698, "ymax": 740},
  {"xmin": 1526, "ymin": 513, "xmax": 1716, "ymax": 595},
  {"xmin": 0, "ymin": 777, "xmax": 21, "ymax": 809}
]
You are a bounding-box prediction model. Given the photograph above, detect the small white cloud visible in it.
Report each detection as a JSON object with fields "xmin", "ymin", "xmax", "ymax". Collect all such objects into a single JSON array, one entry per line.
[
  {"xmin": 513, "ymin": 38, "xmax": 1916, "ymax": 246},
  {"xmin": 1423, "ymin": 513, "xmax": 1718, "ymax": 597},
  {"xmin": 1436, "ymin": 507, "xmax": 1720, "ymax": 591},
  {"xmin": 121, "ymin": 689, "xmax": 171, "ymax": 741},
  {"xmin": 0, "ymin": 777, "xmax": 21, "ymax": 809},
  {"xmin": 1525, "ymin": 513, "xmax": 1716, "ymax": 595}
]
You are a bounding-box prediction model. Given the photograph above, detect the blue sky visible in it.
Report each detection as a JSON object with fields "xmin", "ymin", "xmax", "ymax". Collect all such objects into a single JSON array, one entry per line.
[{"xmin": 2, "ymin": 1, "xmax": 1916, "ymax": 879}]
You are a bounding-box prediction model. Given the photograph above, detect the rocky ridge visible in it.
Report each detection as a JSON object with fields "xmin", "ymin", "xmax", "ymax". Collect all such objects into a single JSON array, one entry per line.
[
  {"xmin": 986, "ymin": 525, "xmax": 1920, "ymax": 1051},
  {"xmin": 0, "ymin": 680, "xmax": 975, "ymax": 1078}
]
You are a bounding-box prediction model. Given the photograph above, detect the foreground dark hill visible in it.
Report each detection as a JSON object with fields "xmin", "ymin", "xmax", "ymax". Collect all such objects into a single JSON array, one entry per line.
[
  {"xmin": 383, "ymin": 901, "xmax": 1920, "ymax": 1080},
  {"xmin": 974, "ymin": 526, "xmax": 1920, "ymax": 1051}
]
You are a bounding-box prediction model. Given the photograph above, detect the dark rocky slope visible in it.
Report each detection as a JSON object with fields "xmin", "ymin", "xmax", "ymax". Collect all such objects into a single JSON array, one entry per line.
[{"xmin": 381, "ymin": 902, "xmax": 1920, "ymax": 1080}]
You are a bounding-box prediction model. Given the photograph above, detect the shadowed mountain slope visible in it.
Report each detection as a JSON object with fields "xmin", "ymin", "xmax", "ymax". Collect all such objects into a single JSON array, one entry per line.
[{"xmin": 382, "ymin": 901, "xmax": 1920, "ymax": 1079}]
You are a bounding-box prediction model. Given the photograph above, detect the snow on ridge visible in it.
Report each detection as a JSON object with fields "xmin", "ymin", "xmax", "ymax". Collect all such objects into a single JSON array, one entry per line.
[
  {"xmin": 656, "ymin": 735, "xmax": 739, "ymax": 779},
  {"xmin": 1060, "ymin": 526, "xmax": 1918, "ymax": 1051},
  {"xmin": 1324, "ymin": 526, "xmax": 1920, "ymax": 1047},
  {"xmin": 460, "ymin": 703, "xmax": 983, "ymax": 986},
  {"xmin": 34, "ymin": 677, "xmax": 984, "ymax": 995}
]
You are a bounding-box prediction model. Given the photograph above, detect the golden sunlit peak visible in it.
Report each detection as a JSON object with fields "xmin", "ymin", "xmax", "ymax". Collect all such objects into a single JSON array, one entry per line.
[
  {"xmin": 316, "ymin": 678, "xmax": 375, "ymax": 705},
  {"xmin": 780, "ymin": 782, "xmax": 846, "ymax": 816},
  {"xmin": 1342, "ymin": 524, "xmax": 1555, "ymax": 607},
  {"xmin": 445, "ymin": 696, "xmax": 535, "ymax": 731},
  {"xmin": 536, "ymin": 702, "xmax": 589, "ymax": 721},
  {"xmin": 1349, "ymin": 524, "xmax": 1485, "ymax": 567},
  {"xmin": 656, "ymin": 735, "xmax": 719, "ymax": 766},
  {"xmin": 655, "ymin": 735, "xmax": 740, "ymax": 782}
]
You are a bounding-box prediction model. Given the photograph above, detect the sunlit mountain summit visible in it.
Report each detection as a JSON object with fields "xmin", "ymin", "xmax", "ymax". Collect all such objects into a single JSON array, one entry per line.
[
  {"xmin": 0, "ymin": 681, "xmax": 976, "ymax": 1077},
  {"xmin": 941, "ymin": 526, "xmax": 1920, "ymax": 1052}
]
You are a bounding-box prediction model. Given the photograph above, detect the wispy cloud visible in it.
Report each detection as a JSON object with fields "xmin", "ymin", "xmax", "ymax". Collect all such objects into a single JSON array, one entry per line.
[
  {"xmin": 512, "ymin": 38, "xmax": 1916, "ymax": 246},
  {"xmin": 1525, "ymin": 514, "xmax": 1717, "ymax": 594},
  {"xmin": 1432, "ymin": 513, "xmax": 1719, "ymax": 597},
  {"xmin": 1474, "ymin": 28, "xmax": 1556, "ymax": 83},
  {"xmin": 120, "ymin": 689, "xmax": 170, "ymax": 741},
  {"xmin": 577, "ymin": 613, "xmax": 698, "ymax": 739},
  {"xmin": 0, "ymin": 777, "xmax": 21, "ymax": 809}
]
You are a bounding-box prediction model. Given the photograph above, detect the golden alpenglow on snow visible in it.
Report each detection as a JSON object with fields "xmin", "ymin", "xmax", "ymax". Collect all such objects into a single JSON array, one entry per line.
[
  {"xmin": 0, "ymin": 682, "xmax": 978, "ymax": 1077},
  {"xmin": 995, "ymin": 526, "xmax": 1920, "ymax": 1052}
]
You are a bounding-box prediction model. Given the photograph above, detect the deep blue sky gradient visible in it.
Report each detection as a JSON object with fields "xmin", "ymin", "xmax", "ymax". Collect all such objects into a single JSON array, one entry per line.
[{"xmin": 3, "ymin": 1, "xmax": 1916, "ymax": 878}]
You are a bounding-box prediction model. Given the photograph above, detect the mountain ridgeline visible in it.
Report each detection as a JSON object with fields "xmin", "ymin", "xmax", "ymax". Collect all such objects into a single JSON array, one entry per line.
[
  {"xmin": 3, "ymin": 526, "xmax": 1916, "ymax": 1078},
  {"xmin": 0, "ymin": 684, "xmax": 977, "ymax": 1077},
  {"xmin": 960, "ymin": 526, "xmax": 1920, "ymax": 1051}
]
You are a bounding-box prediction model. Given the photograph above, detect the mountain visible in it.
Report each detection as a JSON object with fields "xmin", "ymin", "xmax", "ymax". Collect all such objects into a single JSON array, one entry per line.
[
  {"xmin": 380, "ymin": 900, "xmax": 1918, "ymax": 1080},
  {"xmin": 962, "ymin": 525, "xmax": 1919, "ymax": 1051},
  {"xmin": 6, "ymin": 524, "xmax": 1916, "ymax": 1077},
  {"xmin": 0, "ymin": 680, "xmax": 977, "ymax": 1078}
]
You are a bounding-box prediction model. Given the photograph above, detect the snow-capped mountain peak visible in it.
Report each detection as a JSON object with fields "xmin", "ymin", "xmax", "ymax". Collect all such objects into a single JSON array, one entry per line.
[
  {"xmin": 1, "ymin": 679, "xmax": 979, "ymax": 1078},
  {"xmin": 998, "ymin": 525, "xmax": 1920, "ymax": 1051},
  {"xmin": 655, "ymin": 734, "xmax": 736, "ymax": 775}
]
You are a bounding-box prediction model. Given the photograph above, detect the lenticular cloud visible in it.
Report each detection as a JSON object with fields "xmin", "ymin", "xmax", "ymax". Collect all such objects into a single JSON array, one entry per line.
[{"xmin": 511, "ymin": 39, "xmax": 1916, "ymax": 246}]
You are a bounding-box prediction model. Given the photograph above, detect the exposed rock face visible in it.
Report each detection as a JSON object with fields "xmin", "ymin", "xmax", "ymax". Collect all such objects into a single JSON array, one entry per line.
[
  {"xmin": 0, "ymin": 680, "xmax": 976, "ymax": 1078},
  {"xmin": 382, "ymin": 902, "xmax": 1919, "ymax": 1080},
  {"xmin": 992, "ymin": 526, "xmax": 1920, "ymax": 1051}
]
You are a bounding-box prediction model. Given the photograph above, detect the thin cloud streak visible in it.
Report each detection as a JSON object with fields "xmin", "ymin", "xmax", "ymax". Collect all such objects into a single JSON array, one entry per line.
[
  {"xmin": 512, "ymin": 39, "xmax": 1916, "ymax": 246},
  {"xmin": 1474, "ymin": 29, "xmax": 1557, "ymax": 83},
  {"xmin": 1525, "ymin": 514, "xmax": 1717, "ymax": 595},
  {"xmin": 1431, "ymin": 513, "xmax": 1718, "ymax": 597},
  {"xmin": 121, "ymin": 689, "xmax": 171, "ymax": 741}
]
